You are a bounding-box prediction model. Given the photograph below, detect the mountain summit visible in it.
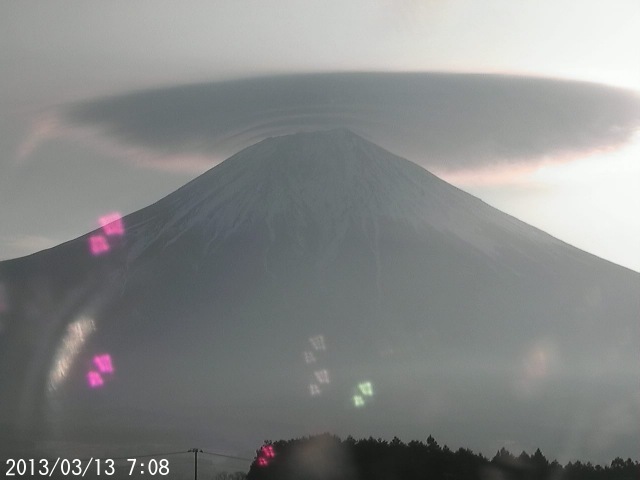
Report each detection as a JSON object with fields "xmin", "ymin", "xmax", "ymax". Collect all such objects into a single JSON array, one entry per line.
[
  {"xmin": 1, "ymin": 129, "xmax": 638, "ymax": 461},
  {"xmin": 124, "ymin": 128, "xmax": 559, "ymax": 263}
]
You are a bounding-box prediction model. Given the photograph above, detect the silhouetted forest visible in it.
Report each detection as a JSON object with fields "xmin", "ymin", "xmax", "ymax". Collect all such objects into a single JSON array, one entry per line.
[{"xmin": 247, "ymin": 434, "xmax": 639, "ymax": 480}]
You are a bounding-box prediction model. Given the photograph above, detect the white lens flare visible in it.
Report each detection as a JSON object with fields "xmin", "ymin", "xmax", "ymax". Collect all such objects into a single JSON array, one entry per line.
[
  {"xmin": 47, "ymin": 316, "xmax": 96, "ymax": 392},
  {"xmin": 358, "ymin": 382, "xmax": 373, "ymax": 396},
  {"xmin": 314, "ymin": 369, "xmax": 330, "ymax": 384},
  {"xmin": 352, "ymin": 381, "xmax": 374, "ymax": 407},
  {"xmin": 309, "ymin": 335, "xmax": 326, "ymax": 351}
]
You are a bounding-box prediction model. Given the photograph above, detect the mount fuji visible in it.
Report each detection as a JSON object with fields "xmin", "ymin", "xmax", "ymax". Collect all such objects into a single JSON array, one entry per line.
[{"xmin": 0, "ymin": 129, "xmax": 637, "ymax": 461}]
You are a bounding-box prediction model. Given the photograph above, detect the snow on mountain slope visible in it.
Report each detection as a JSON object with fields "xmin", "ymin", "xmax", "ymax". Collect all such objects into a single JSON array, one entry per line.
[
  {"xmin": 122, "ymin": 129, "xmax": 561, "ymax": 262},
  {"xmin": 0, "ymin": 129, "xmax": 637, "ymax": 462}
]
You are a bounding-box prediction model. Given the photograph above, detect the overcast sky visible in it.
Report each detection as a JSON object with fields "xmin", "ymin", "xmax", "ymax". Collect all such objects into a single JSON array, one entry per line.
[{"xmin": 1, "ymin": 0, "xmax": 639, "ymax": 273}]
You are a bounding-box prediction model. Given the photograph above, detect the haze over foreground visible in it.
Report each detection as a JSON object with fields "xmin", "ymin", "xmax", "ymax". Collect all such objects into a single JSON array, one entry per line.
[{"xmin": 0, "ymin": 129, "xmax": 637, "ymax": 463}]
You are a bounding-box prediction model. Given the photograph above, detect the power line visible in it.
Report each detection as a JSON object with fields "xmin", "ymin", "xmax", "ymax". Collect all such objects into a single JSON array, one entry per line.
[
  {"xmin": 106, "ymin": 450, "xmax": 188, "ymax": 461},
  {"xmin": 201, "ymin": 450, "xmax": 253, "ymax": 462},
  {"xmin": 7, "ymin": 448, "xmax": 253, "ymax": 467},
  {"xmin": 73, "ymin": 450, "xmax": 188, "ymax": 462}
]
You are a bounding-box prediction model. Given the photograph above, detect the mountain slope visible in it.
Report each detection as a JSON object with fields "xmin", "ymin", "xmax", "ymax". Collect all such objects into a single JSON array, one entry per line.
[{"xmin": 0, "ymin": 129, "xmax": 637, "ymax": 461}]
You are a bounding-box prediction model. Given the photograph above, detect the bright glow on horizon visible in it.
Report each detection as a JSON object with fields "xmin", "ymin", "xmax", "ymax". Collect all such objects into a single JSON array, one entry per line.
[
  {"xmin": 526, "ymin": 136, "xmax": 640, "ymax": 271},
  {"xmin": 450, "ymin": 134, "xmax": 640, "ymax": 271}
]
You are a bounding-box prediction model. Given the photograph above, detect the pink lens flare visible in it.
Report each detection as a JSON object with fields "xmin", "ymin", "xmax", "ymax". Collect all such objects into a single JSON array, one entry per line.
[
  {"xmin": 93, "ymin": 354, "xmax": 114, "ymax": 374},
  {"xmin": 256, "ymin": 445, "xmax": 275, "ymax": 466},
  {"xmin": 262, "ymin": 446, "xmax": 275, "ymax": 458},
  {"xmin": 99, "ymin": 212, "xmax": 125, "ymax": 237},
  {"xmin": 89, "ymin": 235, "xmax": 110, "ymax": 255},
  {"xmin": 87, "ymin": 371, "xmax": 104, "ymax": 388}
]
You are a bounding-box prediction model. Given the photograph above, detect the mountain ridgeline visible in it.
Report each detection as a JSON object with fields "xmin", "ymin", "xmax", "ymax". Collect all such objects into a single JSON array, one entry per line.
[{"xmin": 0, "ymin": 129, "xmax": 637, "ymax": 461}]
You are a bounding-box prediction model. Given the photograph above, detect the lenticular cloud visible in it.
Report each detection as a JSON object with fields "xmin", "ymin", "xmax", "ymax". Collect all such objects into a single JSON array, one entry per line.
[{"xmin": 64, "ymin": 72, "xmax": 640, "ymax": 172}]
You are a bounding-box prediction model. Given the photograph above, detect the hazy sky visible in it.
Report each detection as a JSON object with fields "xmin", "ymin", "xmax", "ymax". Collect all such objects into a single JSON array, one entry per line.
[
  {"xmin": 1, "ymin": 0, "xmax": 639, "ymax": 271},
  {"xmin": 1, "ymin": 1, "xmax": 640, "ymax": 466}
]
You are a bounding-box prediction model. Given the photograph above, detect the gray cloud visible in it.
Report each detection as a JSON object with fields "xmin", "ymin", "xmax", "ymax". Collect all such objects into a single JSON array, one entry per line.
[{"xmin": 64, "ymin": 72, "xmax": 640, "ymax": 172}]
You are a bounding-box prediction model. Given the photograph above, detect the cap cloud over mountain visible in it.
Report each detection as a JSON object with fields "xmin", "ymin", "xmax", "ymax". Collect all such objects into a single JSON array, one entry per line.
[
  {"xmin": 64, "ymin": 73, "xmax": 640, "ymax": 171},
  {"xmin": 0, "ymin": 129, "xmax": 637, "ymax": 462}
]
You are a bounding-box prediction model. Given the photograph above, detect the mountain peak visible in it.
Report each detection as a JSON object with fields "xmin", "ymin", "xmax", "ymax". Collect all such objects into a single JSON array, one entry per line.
[
  {"xmin": 274, "ymin": 127, "xmax": 363, "ymax": 140},
  {"xmin": 125, "ymin": 129, "xmax": 559, "ymax": 262},
  {"xmin": 1, "ymin": 128, "xmax": 638, "ymax": 464},
  {"xmin": 235, "ymin": 127, "xmax": 403, "ymax": 170}
]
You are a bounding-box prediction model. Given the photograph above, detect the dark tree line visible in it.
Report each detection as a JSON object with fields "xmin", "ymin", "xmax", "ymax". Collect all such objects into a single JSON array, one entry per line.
[{"xmin": 246, "ymin": 434, "xmax": 639, "ymax": 480}]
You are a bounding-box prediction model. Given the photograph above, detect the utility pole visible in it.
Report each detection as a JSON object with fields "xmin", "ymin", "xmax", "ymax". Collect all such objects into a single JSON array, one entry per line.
[{"xmin": 188, "ymin": 448, "xmax": 203, "ymax": 480}]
